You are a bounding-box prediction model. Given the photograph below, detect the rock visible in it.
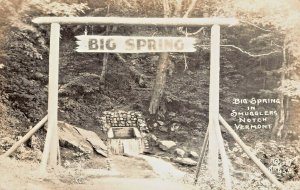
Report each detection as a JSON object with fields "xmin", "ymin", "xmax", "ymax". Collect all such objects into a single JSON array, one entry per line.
[
  {"xmin": 159, "ymin": 140, "xmax": 176, "ymax": 151},
  {"xmin": 74, "ymin": 127, "xmax": 108, "ymax": 157},
  {"xmin": 176, "ymin": 130, "xmax": 189, "ymax": 136},
  {"xmin": 189, "ymin": 151, "xmax": 199, "ymax": 159},
  {"xmin": 58, "ymin": 122, "xmax": 93, "ymax": 155},
  {"xmin": 234, "ymin": 157, "xmax": 244, "ymax": 165},
  {"xmin": 153, "ymin": 123, "xmax": 158, "ymax": 128},
  {"xmin": 174, "ymin": 157, "xmax": 197, "ymax": 166},
  {"xmin": 139, "ymin": 123, "xmax": 149, "ymax": 132},
  {"xmin": 175, "ymin": 148, "xmax": 185, "ymax": 157},
  {"xmin": 149, "ymin": 134, "xmax": 158, "ymax": 142},
  {"xmin": 169, "ymin": 112, "xmax": 176, "ymax": 117},
  {"xmin": 170, "ymin": 123, "xmax": 180, "ymax": 132},
  {"xmin": 151, "ymin": 55, "xmax": 160, "ymax": 62},
  {"xmin": 34, "ymin": 72, "xmax": 44, "ymax": 79},
  {"xmin": 141, "ymin": 132, "xmax": 147, "ymax": 137},
  {"xmin": 157, "ymin": 121, "xmax": 165, "ymax": 126},
  {"xmin": 159, "ymin": 126, "xmax": 168, "ymax": 133}
]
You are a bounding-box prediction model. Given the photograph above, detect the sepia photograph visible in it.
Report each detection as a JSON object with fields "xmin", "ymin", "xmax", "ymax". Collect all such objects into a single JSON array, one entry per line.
[{"xmin": 0, "ymin": 0, "xmax": 300, "ymax": 189}]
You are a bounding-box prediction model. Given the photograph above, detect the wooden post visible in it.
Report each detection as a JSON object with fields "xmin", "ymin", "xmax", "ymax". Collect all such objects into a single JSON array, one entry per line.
[
  {"xmin": 194, "ymin": 127, "xmax": 209, "ymax": 184},
  {"xmin": 207, "ymin": 24, "xmax": 221, "ymax": 180},
  {"xmin": 40, "ymin": 23, "xmax": 60, "ymax": 171},
  {"xmin": 208, "ymin": 24, "xmax": 232, "ymax": 189},
  {"xmin": 31, "ymin": 16, "xmax": 239, "ymax": 174}
]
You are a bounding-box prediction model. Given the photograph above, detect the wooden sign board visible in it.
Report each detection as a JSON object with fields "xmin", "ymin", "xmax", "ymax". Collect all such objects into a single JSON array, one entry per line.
[{"xmin": 75, "ymin": 35, "xmax": 197, "ymax": 53}]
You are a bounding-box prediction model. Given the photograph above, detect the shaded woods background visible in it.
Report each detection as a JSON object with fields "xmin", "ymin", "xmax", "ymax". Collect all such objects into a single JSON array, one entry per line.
[{"xmin": 0, "ymin": 0, "xmax": 299, "ymax": 148}]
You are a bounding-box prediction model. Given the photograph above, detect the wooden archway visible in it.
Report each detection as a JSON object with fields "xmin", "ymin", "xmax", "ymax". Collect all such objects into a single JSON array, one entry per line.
[{"xmin": 33, "ymin": 16, "xmax": 236, "ymax": 187}]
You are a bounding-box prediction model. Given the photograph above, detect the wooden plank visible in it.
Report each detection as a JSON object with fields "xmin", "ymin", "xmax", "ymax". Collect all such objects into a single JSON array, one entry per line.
[
  {"xmin": 219, "ymin": 115, "xmax": 285, "ymax": 190},
  {"xmin": 2, "ymin": 115, "xmax": 48, "ymax": 157},
  {"xmin": 32, "ymin": 17, "xmax": 238, "ymax": 26},
  {"xmin": 75, "ymin": 35, "xmax": 197, "ymax": 53},
  {"xmin": 40, "ymin": 23, "xmax": 60, "ymax": 171}
]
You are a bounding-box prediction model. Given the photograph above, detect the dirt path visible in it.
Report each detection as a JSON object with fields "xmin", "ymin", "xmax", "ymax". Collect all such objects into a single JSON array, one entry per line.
[
  {"xmin": 0, "ymin": 155, "xmax": 198, "ymax": 190},
  {"xmin": 62, "ymin": 177, "xmax": 198, "ymax": 190},
  {"xmin": 139, "ymin": 155, "xmax": 186, "ymax": 180}
]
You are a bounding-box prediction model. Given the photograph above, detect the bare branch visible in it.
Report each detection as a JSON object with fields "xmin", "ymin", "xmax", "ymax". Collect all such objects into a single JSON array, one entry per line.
[
  {"xmin": 240, "ymin": 20, "xmax": 273, "ymax": 32},
  {"xmin": 178, "ymin": 26, "xmax": 204, "ymax": 36},
  {"xmin": 183, "ymin": 0, "xmax": 199, "ymax": 18},
  {"xmin": 121, "ymin": 0, "xmax": 133, "ymax": 8},
  {"xmin": 271, "ymin": 41, "xmax": 283, "ymax": 48},
  {"xmin": 196, "ymin": 44, "xmax": 281, "ymax": 57},
  {"xmin": 183, "ymin": 53, "xmax": 188, "ymax": 71},
  {"xmin": 222, "ymin": 45, "xmax": 281, "ymax": 57}
]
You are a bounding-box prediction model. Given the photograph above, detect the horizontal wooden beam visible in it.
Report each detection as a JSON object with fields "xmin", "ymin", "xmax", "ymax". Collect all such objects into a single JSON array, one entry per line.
[{"xmin": 32, "ymin": 17, "xmax": 238, "ymax": 26}]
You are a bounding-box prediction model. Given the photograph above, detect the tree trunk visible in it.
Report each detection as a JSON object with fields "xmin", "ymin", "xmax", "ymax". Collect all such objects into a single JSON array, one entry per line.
[
  {"xmin": 149, "ymin": 52, "xmax": 170, "ymax": 114},
  {"xmin": 271, "ymin": 43, "xmax": 287, "ymax": 139},
  {"xmin": 148, "ymin": 0, "xmax": 190, "ymax": 114},
  {"xmin": 282, "ymin": 97, "xmax": 290, "ymax": 138},
  {"xmin": 99, "ymin": 26, "xmax": 110, "ymax": 87},
  {"xmin": 148, "ymin": 0, "xmax": 171, "ymax": 115},
  {"xmin": 100, "ymin": 53, "xmax": 108, "ymax": 84}
]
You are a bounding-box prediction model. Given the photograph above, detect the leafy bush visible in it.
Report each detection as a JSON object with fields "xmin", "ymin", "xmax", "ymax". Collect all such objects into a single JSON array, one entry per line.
[{"xmin": 59, "ymin": 73, "xmax": 101, "ymax": 96}]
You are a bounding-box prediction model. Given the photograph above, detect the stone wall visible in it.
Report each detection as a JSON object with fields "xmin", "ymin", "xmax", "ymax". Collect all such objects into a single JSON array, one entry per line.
[
  {"xmin": 101, "ymin": 110, "xmax": 148, "ymax": 132},
  {"xmin": 102, "ymin": 110, "xmax": 147, "ymax": 155}
]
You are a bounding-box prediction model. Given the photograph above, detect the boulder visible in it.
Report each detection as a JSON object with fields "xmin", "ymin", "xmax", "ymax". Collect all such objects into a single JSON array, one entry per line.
[
  {"xmin": 74, "ymin": 127, "xmax": 108, "ymax": 157},
  {"xmin": 175, "ymin": 148, "xmax": 185, "ymax": 157},
  {"xmin": 174, "ymin": 157, "xmax": 197, "ymax": 166},
  {"xmin": 158, "ymin": 140, "xmax": 176, "ymax": 151},
  {"xmin": 58, "ymin": 122, "xmax": 93, "ymax": 155},
  {"xmin": 189, "ymin": 151, "xmax": 199, "ymax": 159}
]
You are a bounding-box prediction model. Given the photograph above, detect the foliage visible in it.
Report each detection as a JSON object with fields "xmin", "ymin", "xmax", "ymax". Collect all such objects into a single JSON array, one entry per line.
[
  {"xmin": 255, "ymin": 140, "xmax": 300, "ymax": 181},
  {"xmin": 0, "ymin": 0, "xmax": 91, "ymax": 125},
  {"xmin": 277, "ymin": 80, "xmax": 300, "ymax": 98},
  {"xmin": 218, "ymin": 0, "xmax": 300, "ymax": 97},
  {"xmin": 59, "ymin": 73, "xmax": 101, "ymax": 96},
  {"xmin": 1, "ymin": 2, "xmax": 300, "ymax": 189},
  {"xmin": 29, "ymin": 1, "xmax": 89, "ymax": 16}
]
